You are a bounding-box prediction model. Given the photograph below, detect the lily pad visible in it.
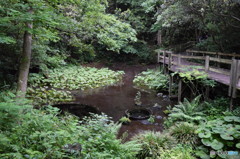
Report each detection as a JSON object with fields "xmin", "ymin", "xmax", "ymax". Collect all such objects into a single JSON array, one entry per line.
[
  {"xmin": 201, "ymin": 138, "xmax": 212, "ymax": 147},
  {"xmin": 210, "ymin": 139, "xmax": 224, "ymax": 150},
  {"xmin": 199, "ymin": 131, "xmax": 211, "ymax": 138},
  {"xmin": 236, "ymin": 143, "xmax": 240, "ymax": 148},
  {"xmin": 220, "ymin": 134, "xmax": 234, "ymax": 140}
]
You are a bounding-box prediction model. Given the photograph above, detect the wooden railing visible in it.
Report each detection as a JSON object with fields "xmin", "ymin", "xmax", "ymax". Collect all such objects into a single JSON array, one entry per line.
[{"xmin": 157, "ymin": 49, "xmax": 240, "ymax": 98}]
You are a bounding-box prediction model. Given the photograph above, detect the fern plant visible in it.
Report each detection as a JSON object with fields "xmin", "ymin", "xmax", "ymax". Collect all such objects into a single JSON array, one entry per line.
[{"xmin": 168, "ymin": 96, "xmax": 204, "ymax": 125}]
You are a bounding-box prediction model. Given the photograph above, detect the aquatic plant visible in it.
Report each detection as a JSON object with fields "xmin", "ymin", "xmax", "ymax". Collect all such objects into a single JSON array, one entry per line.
[
  {"xmin": 147, "ymin": 115, "xmax": 155, "ymax": 124},
  {"xmin": 134, "ymin": 91, "xmax": 142, "ymax": 106},
  {"xmin": 27, "ymin": 66, "xmax": 125, "ymax": 104},
  {"xmin": 119, "ymin": 116, "xmax": 131, "ymax": 125}
]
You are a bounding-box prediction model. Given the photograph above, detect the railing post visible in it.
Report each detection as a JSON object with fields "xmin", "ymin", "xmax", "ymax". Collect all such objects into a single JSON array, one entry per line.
[
  {"xmin": 217, "ymin": 54, "xmax": 221, "ymax": 68},
  {"xmin": 228, "ymin": 59, "xmax": 239, "ymax": 110},
  {"xmin": 205, "ymin": 56, "xmax": 210, "ymax": 72},
  {"xmin": 157, "ymin": 51, "xmax": 160, "ymax": 63},
  {"xmin": 177, "ymin": 54, "xmax": 181, "ymax": 66},
  {"xmin": 169, "ymin": 74, "xmax": 172, "ymax": 97},
  {"xmin": 232, "ymin": 60, "xmax": 240, "ymax": 98},
  {"xmin": 163, "ymin": 51, "xmax": 166, "ymax": 74},
  {"xmin": 168, "ymin": 52, "xmax": 172, "ymax": 70},
  {"xmin": 178, "ymin": 78, "xmax": 182, "ymax": 102}
]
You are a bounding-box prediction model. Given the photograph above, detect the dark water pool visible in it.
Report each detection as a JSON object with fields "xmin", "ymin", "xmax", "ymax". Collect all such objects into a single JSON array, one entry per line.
[{"xmin": 71, "ymin": 63, "xmax": 173, "ymax": 139}]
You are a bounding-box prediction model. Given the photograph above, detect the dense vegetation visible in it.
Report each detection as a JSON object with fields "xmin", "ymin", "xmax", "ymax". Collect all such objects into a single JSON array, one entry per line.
[
  {"xmin": 1, "ymin": 0, "xmax": 240, "ymax": 159},
  {"xmin": 0, "ymin": 95, "xmax": 141, "ymax": 159},
  {"xmin": 133, "ymin": 68, "xmax": 168, "ymax": 92},
  {"xmin": 28, "ymin": 66, "xmax": 124, "ymax": 104}
]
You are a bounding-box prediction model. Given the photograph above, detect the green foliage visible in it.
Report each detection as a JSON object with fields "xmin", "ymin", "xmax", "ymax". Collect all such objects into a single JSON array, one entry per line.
[
  {"xmin": 134, "ymin": 91, "xmax": 142, "ymax": 105},
  {"xmin": 197, "ymin": 117, "xmax": 240, "ymax": 158},
  {"xmin": 27, "ymin": 66, "xmax": 124, "ymax": 104},
  {"xmin": 148, "ymin": 115, "xmax": 155, "ymax": 124},
  {"xmin": 201, "ymin": 97, "xmax": 229, "ymax": 120},
  {"xmin": 158, "ymin": 145, "xmax": 195, "ymax": 159},
  {"xmin": 132, "ymin": 131, "xmax": 177, "ymax": 159},
  {"xmin": 166, "ymin": 96, "xmax": 204, "ymax": 127},
  {"xmin": 27, "ymin": 87, "xmax": 73, "ymax": 105},
  {"xmin": 169, "ymin": 122, "xmax": 199, "ymax": 146},
  {"xmin": 29, "ymin": 66, "xmax": 124, "ymax": 90},
  {"xmin": 152, "ymin": 0, "xmax": 240, "ymax": 52},
  {"xmin": 0, "ymin": 99, "xmax": 141, "ymax": 159},
  {"xmin": 119, "ymin": 116, "xmax": 131, "ymax": 124},
  {"xmin": 133, "ymin": 68, "xmax": 168, "ymax": 92},
  {"xmin": 172, "ymin": 66, "xmax": 216, "ymax": 87},
  {"xmin": 0, "ymin": 91, "xmax": 31, "ymax": 131}
]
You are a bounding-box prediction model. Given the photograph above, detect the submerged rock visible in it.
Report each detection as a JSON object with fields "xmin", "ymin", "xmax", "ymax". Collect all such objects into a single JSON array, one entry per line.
[{"xmin": 153, "ymin": 103, "xmax": 162, "ymax": 109}]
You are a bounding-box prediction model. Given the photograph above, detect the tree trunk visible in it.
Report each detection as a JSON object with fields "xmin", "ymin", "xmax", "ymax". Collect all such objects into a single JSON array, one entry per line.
[
  {"xmin": 157, "ymin": 30, "xmax": 162, "ymax": 46},
  {"xmin": 17, "ymin": 21, "xmax": 33, "ymax": 98}
]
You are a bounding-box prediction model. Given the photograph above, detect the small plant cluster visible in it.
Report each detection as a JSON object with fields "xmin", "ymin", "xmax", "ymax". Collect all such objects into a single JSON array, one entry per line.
[
  {"xmin": 0, "ymin": 95, "xmax": 141, "ymax": 159},
  {"xmin": 134, "ymin": 91, "xmax": 142, "ymax": 106},
  {"xmin": 133, "ymin": 68, "xmax": 168, "ymax": 92},
  {"xmin": 132, "ymin": 130, "xmax": 195, "ymax": 159},
  {"xmin": 163, "ymin": 96, "xmax": 240, "ymax": 159},
  {"xmin": 27, "ymin": 66, "xmax": 124, "ymax": 104}
]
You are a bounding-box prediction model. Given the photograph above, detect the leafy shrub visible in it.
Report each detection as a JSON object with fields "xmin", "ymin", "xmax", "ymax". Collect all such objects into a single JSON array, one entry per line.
[
  {"xmin": 169, "ymin": 122, "xmax": 199, "ymax": 146},
  {"xmin": 166, "ymin": 96, "xmax": 204, "ymax": 127},
  {"xmin": 132, "ymin": 131, "xmax": 177, "ymax": 159},
  {"xmin": 201, "ymin": 97, "xmax": 229, "ymax": 120},
  {"xmin": 197, "ymin": 116, "xmax": 240, "ymax": 158},
  {"xmin": 133, "ymin": 68, "xmax": 168, "ymax": 91},
  {"xmin": 0, "ymin": 99, "xmax": 140, "ymax": 159}
]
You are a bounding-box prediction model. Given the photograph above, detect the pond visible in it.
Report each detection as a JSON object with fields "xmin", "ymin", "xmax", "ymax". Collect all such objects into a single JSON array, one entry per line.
[{"xmin": 60, "ymin": 63, "xmax": 174, "ymax": 139}]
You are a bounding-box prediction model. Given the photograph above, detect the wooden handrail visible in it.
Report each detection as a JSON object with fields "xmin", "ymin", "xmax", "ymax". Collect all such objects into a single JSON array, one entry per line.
[{"xmin": 186, "ymin": 49, "xmax": 240, "ymax": 58}]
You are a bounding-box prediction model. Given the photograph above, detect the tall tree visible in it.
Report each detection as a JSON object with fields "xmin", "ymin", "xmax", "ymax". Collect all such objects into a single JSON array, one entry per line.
[{"xmin": 17, "ymin": 9, "xmax": 33, "ymax": 97}]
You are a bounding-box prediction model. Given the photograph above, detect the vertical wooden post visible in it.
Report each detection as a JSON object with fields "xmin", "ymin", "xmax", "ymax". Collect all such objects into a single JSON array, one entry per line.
[
  {"xmin": 163, "ymin": 51, "xmax": 166, "ymax": 74},
  {"xmin": 178, "ymin": 78, "xmax": 182, "ymax": 102},
  {"xmin": 217, "ymin": 54, "xmax": 221, "ymax": 68},
  {"xmin": 228, "ymin": 59, "xmax": 235, "ymax": 96},
  {"xmin": 168, "ymin": 53, "xmax": 172, "ymax": 70},
  {"xmin": 177, "ymin": 54, "xmax": 181, "ymax": 66},
  {"xmin": 228, "ymin": 59, "xmax": 238, "ymax": 110},
  {"xmin": 169, "ymin": 75, "xmax": 172, "ymax": 97},
  {"xmin": 205, "ymin": 56, "xmax": 210, "ymax": 72},
  {"xmin": 232, "ymin": 60, "xmax": 240, "ymax": 98}
]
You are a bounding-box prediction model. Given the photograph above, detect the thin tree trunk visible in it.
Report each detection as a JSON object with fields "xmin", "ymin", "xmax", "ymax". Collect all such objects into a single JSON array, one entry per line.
[
  {"xmin": 17, "ymin": 18, "xmax": 33, "ymax": 97},
  {"xmin": 157, "ymin": 30, "xmax": 162, "ymax": 46}
]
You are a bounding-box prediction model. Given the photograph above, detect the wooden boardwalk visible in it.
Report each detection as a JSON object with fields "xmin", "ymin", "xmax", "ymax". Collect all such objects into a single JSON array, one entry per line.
[{"xmin": 157, "ymin": 50, "xmax": 240, "ymax": 100}]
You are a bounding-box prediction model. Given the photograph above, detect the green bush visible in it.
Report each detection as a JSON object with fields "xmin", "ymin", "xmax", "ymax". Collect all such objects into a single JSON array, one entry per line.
[
  {"xmin": 133, "ymin": 68, "xmax": 168, "ymax": 92},
  {"xmin": 132, "ymin": 131, "xmax": 176, "ymax": 159},
  {"xmin": 166, "ymin": 96, "xmax": 204, "ymax": 127},
  {"xmin": 0, "ymin": 99, "xmax": 141, "ymax": 159},
  {"xmin": 201, "ymin": 98, "xmax": 229, "ymax": 120},
  {"xmin": 169, "ymin": 122, "xmax": 199, "ymax": 146}
]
